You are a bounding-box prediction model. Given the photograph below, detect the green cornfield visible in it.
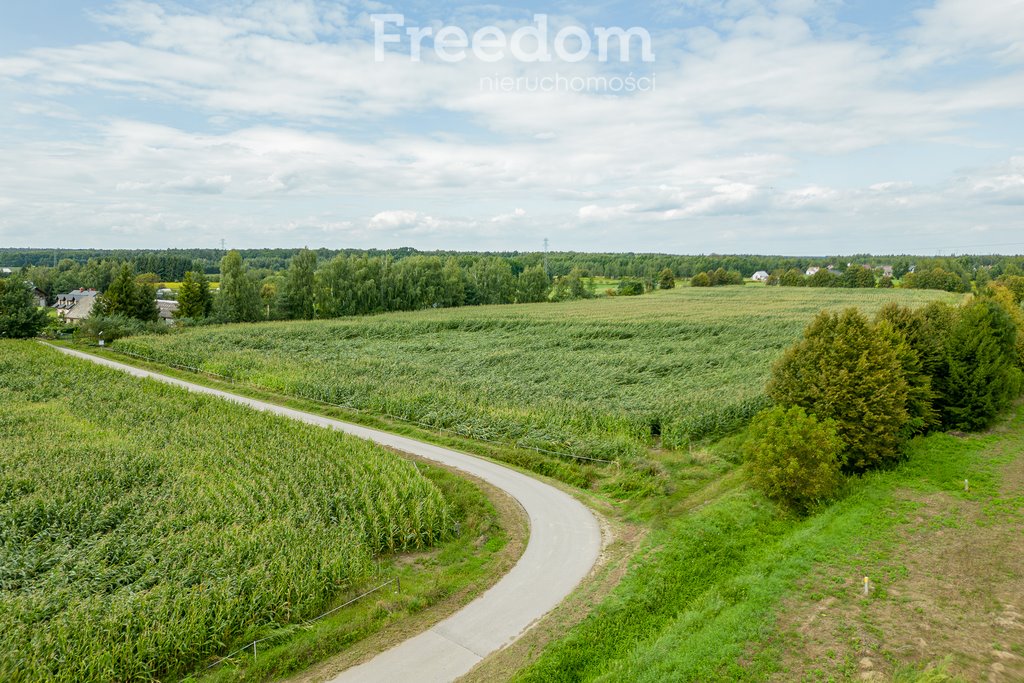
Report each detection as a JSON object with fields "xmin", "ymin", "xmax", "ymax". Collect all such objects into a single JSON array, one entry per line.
[
  {"xmin": 116, "ymin": 287, "xmax": 960, "ymax": 464},
  {"xmin": 0, "ymin": 342, "xmax": 452, "ymax": 682}
]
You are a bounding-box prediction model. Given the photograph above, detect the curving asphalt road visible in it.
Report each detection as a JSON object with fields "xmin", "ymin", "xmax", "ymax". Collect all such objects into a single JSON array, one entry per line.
[{"xmin": 46, "ymin": 344, "xmax": 602, "ymax": 683}]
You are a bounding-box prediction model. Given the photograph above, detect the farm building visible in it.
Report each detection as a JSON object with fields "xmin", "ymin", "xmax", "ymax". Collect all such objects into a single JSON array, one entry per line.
[
  {"xmin": 157, "ymin": 300, "xmax": 179, "ymax": 324},
  {"xmin": 805, "ymin": 266, "xmax": 820, "ymax": 276},
  {"xmin": 751, "ymin": 271, "xmax": 770, "ymax": 282},
  {"xmin": 54, "ymin": 288, "xmax": 98, "ymax": 324}
]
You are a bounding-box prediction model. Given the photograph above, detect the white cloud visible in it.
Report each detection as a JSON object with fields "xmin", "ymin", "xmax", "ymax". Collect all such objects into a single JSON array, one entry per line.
[{"xmin": 0, "ymin": 1, "xmax": 1023, "ymax": 252}]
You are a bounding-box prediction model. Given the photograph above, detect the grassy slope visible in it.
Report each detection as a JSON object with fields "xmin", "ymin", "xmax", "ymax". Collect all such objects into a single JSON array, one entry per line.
[
  {"xmin": 114, "ymin": 287, "xmax": 957, "ymax": 473},
  {"xmin": 514, "ymin": 405, "xmax": 1024, "ymax": 682},
  {"xmin": 0, "ymin": 342, "xmax": 511, "ymax": 682}
]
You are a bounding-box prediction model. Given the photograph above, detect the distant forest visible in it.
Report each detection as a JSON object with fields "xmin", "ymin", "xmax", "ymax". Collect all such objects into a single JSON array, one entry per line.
[{"xmin": 4, "ymin": 246, "xmax": 1024, "ymax": 281}]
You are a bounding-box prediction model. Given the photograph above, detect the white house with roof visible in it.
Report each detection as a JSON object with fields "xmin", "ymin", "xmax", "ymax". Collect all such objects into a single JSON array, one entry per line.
[{"xmin": 751, "ymin": 270, "xmax": 770, "ymax": 282}]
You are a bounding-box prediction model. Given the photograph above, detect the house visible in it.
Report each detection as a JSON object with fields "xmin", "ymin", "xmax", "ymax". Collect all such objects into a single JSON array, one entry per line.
[
  {"xmin": 880, "ymin": 265, "xmax": 894, "ymax": 278},
  {"xmin": 156, "ymin": 299, "xmax": 179, "ymax": 325},
  {"xmin": 751, "ymin": 270, "xmax": 770, "ymax": 282},
  {"xmin": 32, "ymin": 287, "xmax": 47, "ymax": 308},
  {"xmin": 54, "ymin": 288, "xmax": 98, "ymax": 324},
  {"xmin": 0, "ymin": 267, "xmax": 12, "ymax": 276},
  {"xmin": 805, "ymin": 266, "xmax": 821, "ymax": 276}
]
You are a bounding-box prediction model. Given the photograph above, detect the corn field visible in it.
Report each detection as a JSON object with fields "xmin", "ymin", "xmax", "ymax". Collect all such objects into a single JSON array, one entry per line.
[
  {"xmin": 116, "ymin": 287, "xmax": 959, "ymax": 465},
  {"xmin": 0, "ymin": 342, "xmax": 452, "ymax": 682}
]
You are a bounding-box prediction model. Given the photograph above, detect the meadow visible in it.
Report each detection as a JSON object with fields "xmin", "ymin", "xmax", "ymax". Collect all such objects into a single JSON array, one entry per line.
[
  {"xmin": 512, "ymin": 405, "xmax": 1024, "ymax": 682},
  {"xmin": 0, "ymin": 342, "xmax": 453, "ymax": 682},
  {"xmin": 115, "ymin": 287, "xmax": 959, "ymax": 473}
]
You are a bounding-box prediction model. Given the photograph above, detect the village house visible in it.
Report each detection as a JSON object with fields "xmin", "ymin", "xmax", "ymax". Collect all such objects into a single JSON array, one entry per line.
[
  {"xmin": 156, "ymin": 300, "xmax": 179, "ymax": 324},
  {"xmin": 54, "ymin": 288, "xmax": 98, "ymax": 324},
  {"xmin": 751, "ymin": 270, "xmax": 770, "ymax": 282},
  {"xmin": 32, "ymin": 287, "xmax": 47, "ymax": 308}
]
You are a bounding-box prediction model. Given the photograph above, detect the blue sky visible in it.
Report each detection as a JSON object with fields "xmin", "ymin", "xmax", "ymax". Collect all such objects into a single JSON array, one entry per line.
[{"xmin": 0, "ymin": 0, "xmax": 1023, "ymax": 254}]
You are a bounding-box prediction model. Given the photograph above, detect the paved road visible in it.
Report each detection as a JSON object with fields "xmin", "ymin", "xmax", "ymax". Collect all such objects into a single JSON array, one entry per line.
[{"xmin": 47, "ymin": 344, "xmax": 602, "ymax": 683}]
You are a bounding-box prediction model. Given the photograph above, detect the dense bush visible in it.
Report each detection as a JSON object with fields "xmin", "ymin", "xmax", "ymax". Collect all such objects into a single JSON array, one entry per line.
[
  {"xmin": 743, "ymin": 406, "xmax": 845, "ymax": 513},
  {"xmin": 903, "ymin": 266, "xmax": 970, "ymax": 293},
  {"xmin": 617, "ymin": 279, "xmax": 645, "ymax": 296},
  {"xmin": 0, "ymin": 277, "xmax": 48, "ymax": 338},
  {"xmin": 658, "ymin": 268, "xmax": 676, "ymax": 289},
  {"xmin": 768, "ymin": 308, "xmax": 910, "ymax": 471},
  {"xmin": 691, "ymin": 268, "xmax": 743, "ymax": 287}
]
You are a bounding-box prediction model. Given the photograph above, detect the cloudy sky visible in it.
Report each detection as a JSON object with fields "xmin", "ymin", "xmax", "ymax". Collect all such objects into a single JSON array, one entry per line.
[{"xmin": 1, "ymin": 0, "xmax": 1023, "ymax": 254}]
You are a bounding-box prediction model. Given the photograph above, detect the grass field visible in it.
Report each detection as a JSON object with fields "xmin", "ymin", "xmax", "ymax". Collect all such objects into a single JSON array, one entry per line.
[
  {"xmin": 512, "ymin": 404, "xmax": 1024, "ymax": 682},
  {"xmin": 114, "ymin": 287, "xmax": 959, "ymax": 483},
  {"xmin": 0, "ymin": 342, "xmax": 455, "ymax": 682}
]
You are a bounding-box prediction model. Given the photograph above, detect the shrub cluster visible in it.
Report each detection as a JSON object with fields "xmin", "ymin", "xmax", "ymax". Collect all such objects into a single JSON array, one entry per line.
[
  {"xmin": 747, "ymin": 295, "xmax": 1024, "ymax": 511},
  {"xmin": 691, "ymin": 268, "xmax": 744, "ymax": 287}
]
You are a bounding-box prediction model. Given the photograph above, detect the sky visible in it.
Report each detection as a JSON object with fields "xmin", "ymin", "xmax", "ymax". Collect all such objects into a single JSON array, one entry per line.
[{"xmin": 0, "ymin": 0, "xmax": 1023, "ymax": 255}]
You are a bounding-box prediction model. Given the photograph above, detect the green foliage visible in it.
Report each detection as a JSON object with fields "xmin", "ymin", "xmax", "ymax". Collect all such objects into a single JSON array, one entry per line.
[
  {"xmin": 937, "ymin": 300, "xmax": 1023, "ymax": 430},
  {"xmin": 743, "ymin": 406, "xmax": 845, "ymax": 513},
  {"xmin": 616, "ymin": 279, "xmax": 645, "ymax": 296},
  {"xmin": 516, "ymin": 264, "xmax": 551, "ymax": 303},
  {"xmin": 690, "ymin": 272, "xmax": 711, "ymax": 287},
  {"xmin": 0, "ymin": 342, "xmax": 451, "ymax": 682},
  {"xmin": 658, "ymin": 268, "xmax": 676, "ymax": 290},
  {"xmin": 997, "ymin": 274, "xmax": 1024, "ymax": 305},
  {"xmin": 903, "ymin": 266, "xmax": 970, "ymax": 293},
  {"xmin": 74, "ymin": 314, "xmax": 168, "ymax": 342},
  {"xmin": 0, "ymin": 278, "xmax": 48, "ymax": 338},
  {"xmin": 837, "ymin": 265, "xmax": 877, "ymax": 288},
  {"xmin": 768, "ymin": 308, "xmax": 910, "ymax": 471},
  {"xmin": 873, "ymin": 303, "xmax": 940, "ymax": 435},
  {"xmin": 283, "ymin": 248, "xmax": 317, "ymax": 320},
  {"xmin": 468, "ymin": 257, "xmax": 517, "ymax": 305},
  {"xmin": 92, "ymin": 263, "xmax": 159, "ymax": 322},
  {"xmin": 217, "ymin": 250, "xmax": 263, "ymax": 323},
  {"xmin": 551, "ymin": 268, "xmax": 594, "ymax": 301},
  {"xmin": 174, "ymin": 270, "xmax": 213, "ymax": 320},
  {"xmin": 807, "ymin": 268, "xmax": 837, "ymax": 288},
  {"xmin": 779, "ymin": 268, "xmax": 806, "ymax": 287}
]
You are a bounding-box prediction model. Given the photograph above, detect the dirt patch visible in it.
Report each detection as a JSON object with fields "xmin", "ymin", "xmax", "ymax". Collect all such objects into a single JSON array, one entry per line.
[
  {"xmin": 286, "ymin": 460, "xmax": 529, "ymax": 683},
  {"xmin": 772, "ymin": 455, "xmax": 1024, "ymax": 682}
]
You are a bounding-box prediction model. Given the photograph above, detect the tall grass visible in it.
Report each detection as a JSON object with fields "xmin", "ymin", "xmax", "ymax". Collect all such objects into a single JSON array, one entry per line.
[
  {"xmin": 117, "ymin": 287, "xmax": 958, "ymax": 467},
  {"xmin": 0, "ymin": 342, "xmax": 452, "ymax": 682}
]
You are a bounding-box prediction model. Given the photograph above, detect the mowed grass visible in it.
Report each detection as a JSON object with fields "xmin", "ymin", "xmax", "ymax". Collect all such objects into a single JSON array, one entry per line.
[
  {"xmin": 116, "ymin": 287, "xmax": 958, "ymax": 474},
  {"xmin": 0, "ymin": 342, "xmax": 454, "ymax": 682},
  {"xmin": 512, "ymin": 404, "xmax": 1024, "ymax": 682}
]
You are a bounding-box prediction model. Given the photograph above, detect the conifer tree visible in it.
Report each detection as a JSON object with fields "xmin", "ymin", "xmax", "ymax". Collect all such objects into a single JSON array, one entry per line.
[
  {"xmin": 768, "ymin": 308, "xmax": 910, "ymax": 471},
  {"xmin": 938, "ymin": 301, "xmax": 1023, "ymax": 430},
  {"xmin": 175, "ymin": 271, "xmax": 213, "ymax": 320}
]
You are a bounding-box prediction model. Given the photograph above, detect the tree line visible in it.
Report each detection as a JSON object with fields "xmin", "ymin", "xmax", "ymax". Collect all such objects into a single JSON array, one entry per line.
[{"xmin": 7, "ymin": 247, "xmax": 1024, "ymax": 298}]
